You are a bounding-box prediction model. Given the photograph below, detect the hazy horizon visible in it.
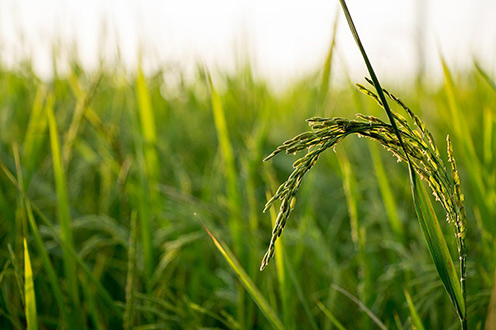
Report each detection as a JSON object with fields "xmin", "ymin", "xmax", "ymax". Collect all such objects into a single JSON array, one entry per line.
[{"xmin": 1, "ymin": 0, "xmax": 495, "ymax": 87}]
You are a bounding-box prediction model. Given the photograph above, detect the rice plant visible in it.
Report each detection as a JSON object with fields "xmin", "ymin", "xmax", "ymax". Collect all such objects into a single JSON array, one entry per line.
[{"xmin": 261, "ymin": 1, "xmax": 468, "ymax": 328}]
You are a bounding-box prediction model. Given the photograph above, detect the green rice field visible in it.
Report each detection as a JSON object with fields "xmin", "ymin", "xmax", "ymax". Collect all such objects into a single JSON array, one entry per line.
[{"xmin": 0, "ymin": 25, "xmax": 496, "ymax": 328}]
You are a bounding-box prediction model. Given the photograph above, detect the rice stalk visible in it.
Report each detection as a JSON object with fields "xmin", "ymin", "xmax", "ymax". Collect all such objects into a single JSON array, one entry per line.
[
  {"xmin": 47, "ymin": 94, "xmax": 82, "ymax": 321},
  {"xmin": 261, "ymin": 2, "xmax": 468, "ymax": 327},
  {"xmin": 197, "ymin": 215, "xmax": 284, "ymax": 330},
  {"xmin": 260, "ymin": 83, "xmax": 467, "ymax": 325}
]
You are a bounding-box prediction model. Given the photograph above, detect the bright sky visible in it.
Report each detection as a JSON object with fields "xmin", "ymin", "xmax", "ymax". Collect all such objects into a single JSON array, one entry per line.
[{"xmin": 0, "ymin": 0, "xmax": 495, "ymax": 86}]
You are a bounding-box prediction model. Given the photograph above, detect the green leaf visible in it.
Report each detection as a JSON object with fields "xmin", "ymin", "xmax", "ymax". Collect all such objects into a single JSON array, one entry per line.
[
  {"xmin": 403, "ymin": 288, "xmax": 425, "ymax": 330},
  {"xmin": 411, "ymin": 174, "xmax": 465, "ymax": 320},
  {"xmin": 24, "ymin": 237, "xmax": 38, "ymax": 330},
  {"xmin": 47, "ymin": 95, "xmax": 81, "ymax": 317},
  {"xmin": 198, "ymin": 216, "xmax": 284, "ymax": 330}
]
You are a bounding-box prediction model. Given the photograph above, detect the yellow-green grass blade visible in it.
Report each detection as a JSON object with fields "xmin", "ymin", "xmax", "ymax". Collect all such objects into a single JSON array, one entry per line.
[
  {"xmin": 46, "ymin": 95, "xmax": 81, "ymax": 316},
  {"xmin": 442, "ymin": 58, "xmax": 494, "ymax": 234},
  {"xmin": 23, "ymin": 237, "xmax": 38, "ymax": 330},
  {"xmin": 62, "ymin": 71, "xmax": 101, "ymax": 164},
  {"xmin": 22, "ymin": 85, "xmax": 48, "ymax": 185},
  {"xmin": 403, "ymin": 288, "xmax": 425, "ymax": 330},
  {"xmin": 318, "ymin": 7, "xmax": 340, "ymax": 107},
  {"xmin": 482, "ymin": 107, "xmax": 494, "ymax": 170},
  {"xmin": 24, "ymin": 237, "xmax": 38, "ymax": 330},
  {"xmin": 475, "ymin": 60, "xmax": 496, "ymax": 92},
  {"xmin": 338, "ymin": 151, "xmax": 372, "ymax": 306},
  {"xmin": 25, "ymin": 200, "xmax": 69, "ymax": 324},
  {"xmin": 0, "ymin": 160, "xmax": 123, "ymax": 319},
  {"xmin": 206, "ymin": 72, "xmax": 242, "ymax": 253},
  {"xmin": 368, "ymin": 142, "xmax": 404, "ymax": 241},
  {"xmin": 30, "ymin": 203, "xmax": 123, "ymax": 319},
  {"xmin": 198, "ymin": 217, "xmax": 284, "ymax": 330},
  {"xmin": 315, "ymin": 300, "xmax": 347, "ymax": 330},
  {"xmin": 485, "ymin": 270, "xmax": 496, "ymax": 329},
  {"xmin": 207, "ymin": 72, "xmax": 241, "ymax": 214},
  {"xmin": 135, "ymin": 66, "xmax": 160, "ymax": 190},
  {"xmin": 411, "ymin": 175, "xmax": 465, "ymax": 322},
  {"xmin": 11, "ymin": 146, "xmax": 69, "ymax": 325},
  {"xmin": 134, "ymin": 68, "xmax": 160, "ymax": 286}
]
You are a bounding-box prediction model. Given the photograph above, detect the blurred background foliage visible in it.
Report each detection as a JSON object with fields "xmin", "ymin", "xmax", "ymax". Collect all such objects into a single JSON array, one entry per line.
[{"xmin": 0, "ymin": 52, "xmax": 495, "ymax": 329}]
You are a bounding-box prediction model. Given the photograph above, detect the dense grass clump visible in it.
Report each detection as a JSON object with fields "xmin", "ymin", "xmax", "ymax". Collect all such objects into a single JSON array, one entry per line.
[{"xmin": 0, "ymin": 54, "xmax": 495, "ymax": 329}]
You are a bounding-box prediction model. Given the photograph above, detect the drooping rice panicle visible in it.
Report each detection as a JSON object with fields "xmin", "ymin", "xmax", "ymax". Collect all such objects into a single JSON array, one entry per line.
[{"xmin": 261, "ymin": 83, "xmax": 467, "ymax": 278}]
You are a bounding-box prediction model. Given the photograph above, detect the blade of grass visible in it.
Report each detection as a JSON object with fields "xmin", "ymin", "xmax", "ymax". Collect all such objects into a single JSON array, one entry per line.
[
  {"xmin": 0, "ymin": 260, "xmax": 23, "ymax": 329},
  {"xmin": 282, "ymin": 252, "xmax": 319, "ymax": 330},
  {"xmin": 8, "ymin": 244, "xmax": 24, "ymax": 307},
  {"xmin": 475, "ymin": 61, "xmax": 496, "ymax": 92},
  {"xmin": 22, "ymin": 85, "xmax": 48, "ymax": 185},
  {"xmin": 315, "ymin": 300, "xmax": 347, "ymax": 330},
  {"xmin": 0, "ymin": 161, "xmax": 122, "ymax": 319},
  {"xmin": 47, "ymin": 93, "xmax": 81, "ymax": 319},
  {"xmin": 368, "ymin": 142, "xmax": 404, "ymax": 241},
  {"xmin": 442, "ymin": 58, "xmax": 493, "ymax": 237},
  {"xmin": 11, "ymin": 146, "xmax": 69, "ymax": 325},
  {"xmin": 129, "ymin": 93, "xmax": 155, "ymax": 287},
  {"xmin": 207, "ymin": 71, "xmax": 247, "ymax": 327},
  {"xmin": 332, "ymin": 285, "xmax": 387, "ymax": 330},
  {"xmin": 124, "ymin": 212, "xmax": 138, "ymax": 330},
  {"xmin": 485, "ymin": 269, "xmax": 496, "ymax": 330},
  {"xmin": 135, "ymin": 65, "xmax": 160, "ymax": 189},
  {"xmin": 319, "ymin": 6, "xmax": 340, "ymax": 107},
  {"xmin": 337, "ymin": 151, "xmax": 372, "ymax": 309},
  {"xmin": 197, "ymin": 215, "xmax": 284, "ymax": 330},
  {"xmin": 206, "ymin": 71, "xmax": 242, "ymax": 242},
  {"xmin": 23, "ymin": 237, "xmax": 38, "ymax": 330},
  {"xmin": 403, "ymin": 288, "xmax": 425, "ymax": 330}
]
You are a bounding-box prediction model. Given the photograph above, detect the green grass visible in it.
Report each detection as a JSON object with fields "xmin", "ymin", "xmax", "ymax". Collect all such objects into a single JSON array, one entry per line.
[{"xmin": 0, "ymin": 31, "xmax": 495, "ymax": 329}]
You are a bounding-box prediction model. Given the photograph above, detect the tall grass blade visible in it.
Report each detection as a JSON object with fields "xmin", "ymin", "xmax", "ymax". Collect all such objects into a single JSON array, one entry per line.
[
  {"xmin": 1, "ymin": 161, "xmax": 123, "ymax": 319},
  {"xmin": 206, "ymin": 71, "xmax": 242, "ymax": 230},
  {"xmin": 315, "ymin": 300, "xmax": 347, "ymax": 330},
  {"xmin": 22, "ymin": 85, "xmax": 48, "ymax": 185},
  {"xmin": 283, "ymin": 252, "xmax": 319, "ymax": 330},
  {"xmin": 332, "ymin": 285, "xmax": 387, "ymax": 330},
  {"xmin": 135, "ymin": 66, "xmax": 160, "ymax": 187},
  {"xmin": 124, "ymin": 213, "xmax": 138, "ymax": 330},
  {"xmin": 197, "ymin": 215, "xmax": 284, "ymax": 330},
  {"xmin": 11, "ymin": 147, "xmax": 69, "ymax": 325},
  {"xmin": 368, "ymin": 142, "xmax": 404, "ymax": 240},
  {"xmin": 319, "ymin": 7, "xmax": 340, "ymax": 107},
  {"xmin": 23, "ymin": 237, "xmax": 38, "ymax": 330},
  {"xmin": 475, "ymin": 61, "xmax": 496, "ymax": 92},
  {"xmin": 442, "ymin": 58, "xmax": 492, "ymax": 237},
  {"xmin": 46, "ymin": 95, "xmax": 81, "ymax": 317},
  {"xmin": 130, "ymin": 81, "xmax": 155, "ymax": 285},
  {"xmin": 403, "ymin": 288, "xmax": 425, "ymax": 330},
  {"xmin": 485, "ymin": 270, "xmax": 496, "ymax": 330}
]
